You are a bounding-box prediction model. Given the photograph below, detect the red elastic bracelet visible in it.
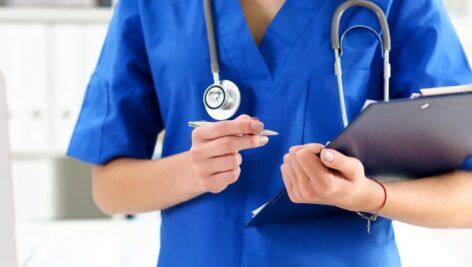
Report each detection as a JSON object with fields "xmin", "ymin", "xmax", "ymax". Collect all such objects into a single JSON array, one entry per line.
[{"xmin": 371, "ymin": 179, "xmax": 387, "ymax": 214}]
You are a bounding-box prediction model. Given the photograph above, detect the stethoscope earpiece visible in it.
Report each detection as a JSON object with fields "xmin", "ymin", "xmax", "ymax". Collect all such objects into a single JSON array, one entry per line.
[{"xmin": 203, "ymin": 80, "xmax": 241, "ymax": 120}]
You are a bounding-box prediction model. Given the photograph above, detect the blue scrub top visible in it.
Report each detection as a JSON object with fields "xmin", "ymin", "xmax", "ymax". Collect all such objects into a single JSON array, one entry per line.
[{"xmin": 68, "ymin": 0, "xmax": 472, "ymax": 266}]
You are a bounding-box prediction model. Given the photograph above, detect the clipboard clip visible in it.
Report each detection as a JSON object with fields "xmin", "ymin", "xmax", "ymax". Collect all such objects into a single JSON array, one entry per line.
[{"xmin": 411, "ymin": 84, "xmax": 472, "ymax": 99}]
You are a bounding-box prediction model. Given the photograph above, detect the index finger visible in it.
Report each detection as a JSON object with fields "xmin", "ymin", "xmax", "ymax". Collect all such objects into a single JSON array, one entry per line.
[
  {"xmin": 301, "ymin": 143, "xmax": 325, "ymax": 155},
  {"xmin": 193, "ymin": 119, "xmax": 264, "ymax": 141}
]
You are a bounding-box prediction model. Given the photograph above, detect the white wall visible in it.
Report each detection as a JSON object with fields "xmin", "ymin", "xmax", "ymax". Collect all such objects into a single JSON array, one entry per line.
[{"xmin": 446, "ymin": 0, "xmax": 472, "ymax": 56}]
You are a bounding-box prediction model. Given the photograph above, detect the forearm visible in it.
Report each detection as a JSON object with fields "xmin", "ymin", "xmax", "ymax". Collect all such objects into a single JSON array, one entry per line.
[
  {"xmin": 380, "ymin": 170, "xmax": 472, "ymax": 228},
  {"xmin": 91, "ymin": 116, "xmax": 266, "ymax": 215},
  {"xmin": 92, "ymin": 152, "xmax": 204, "ymax": 215},
  {"xmin": 280, "ymin": 145, "xmax": 472, "ymax": 229}
]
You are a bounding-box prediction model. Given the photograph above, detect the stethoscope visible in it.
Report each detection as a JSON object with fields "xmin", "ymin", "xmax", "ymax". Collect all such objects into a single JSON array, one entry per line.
[{"xmin": 203, "ymin": 0, "xmax": 391, "ymax": 127}]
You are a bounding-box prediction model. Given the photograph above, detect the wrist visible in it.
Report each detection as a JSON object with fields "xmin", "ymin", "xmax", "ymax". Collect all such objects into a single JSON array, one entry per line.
[
  {"xmin": 183, "ymin": 152, "xmax": 208, "ymax": 195},
  {"xmin": 360, "ymin": 178, "xmax": 387, "ymax": 214}
]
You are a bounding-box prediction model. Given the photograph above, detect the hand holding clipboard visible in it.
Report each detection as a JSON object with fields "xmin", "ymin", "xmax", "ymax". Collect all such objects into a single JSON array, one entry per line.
[{"xmin": 248, "ymin": 85, "xmax": 472, "ymax": 228}]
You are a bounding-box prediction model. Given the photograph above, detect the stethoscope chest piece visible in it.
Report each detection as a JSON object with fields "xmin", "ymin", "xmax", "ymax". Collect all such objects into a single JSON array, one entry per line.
[{"xmin": 203, "ymin": 80, "xmax": 240, "ymax": 120}]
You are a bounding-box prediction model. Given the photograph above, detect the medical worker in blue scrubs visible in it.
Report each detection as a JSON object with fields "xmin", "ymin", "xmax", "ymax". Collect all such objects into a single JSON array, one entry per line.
[{"xmin": 67, "ymin": 0, "xmax": 472, "ymax": 266}]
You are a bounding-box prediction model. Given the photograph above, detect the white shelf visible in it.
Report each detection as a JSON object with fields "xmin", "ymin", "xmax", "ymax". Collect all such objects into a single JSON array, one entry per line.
[{"xmin": 0, "ymin": 7, "xmax": 112, "ymax": 23}]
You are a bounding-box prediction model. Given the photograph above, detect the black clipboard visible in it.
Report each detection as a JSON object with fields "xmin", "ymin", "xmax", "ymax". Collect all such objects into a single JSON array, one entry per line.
[{"xmin": 247, "ymin": 91, "xmax": 472, "ymax": 228}]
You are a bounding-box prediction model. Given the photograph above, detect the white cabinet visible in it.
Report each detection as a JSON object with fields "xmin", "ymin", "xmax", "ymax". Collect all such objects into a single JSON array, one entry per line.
[
  {"xmin": 0, "ymin": 12, "xmax": 110, "ymax": 155},
  {"xmin": 50, "ymin": 23, "xmax": 107, "ymax": 153},
  {"xmin": 50, "ymin": 24, "xmax": 82, "ymax": 152},
  {"xmin": 49, "ymin": 24, "xmax": 107, "ymax": 153},
  {"xmin": 0, "ymin": 9, "xmax": 111, "ymax": 220},
  {"xmin": 0, "ymin": 23, "xmax": 50, "ymax": 153},
  {"xmin": 81, "ymin": 24, "xmax": 107, "ymax": 83}
]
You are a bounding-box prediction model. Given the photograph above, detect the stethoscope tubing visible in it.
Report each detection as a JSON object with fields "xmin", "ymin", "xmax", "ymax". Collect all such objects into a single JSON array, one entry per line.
[
  {"xmin": 203, "ymin": 0, "xmax": 391, "ymax": 124},
  {"xmin": 204, "ymin": 0, "xmax": 220, "ymax": 84},
  {"xmin": 332, "ymin": 0, "xmax": 391, "ymax": 127}
]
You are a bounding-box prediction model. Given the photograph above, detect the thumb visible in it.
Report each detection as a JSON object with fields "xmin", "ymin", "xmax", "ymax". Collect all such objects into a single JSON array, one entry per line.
[{"xmin": 320, "ymin": 149, "xmax": 364, "ymax": 181}]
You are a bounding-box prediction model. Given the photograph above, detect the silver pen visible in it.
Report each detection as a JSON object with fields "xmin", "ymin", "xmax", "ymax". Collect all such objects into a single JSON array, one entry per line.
[{"xmin": 188, "ymin": 121, "xmax": 279, "ymax": 136}]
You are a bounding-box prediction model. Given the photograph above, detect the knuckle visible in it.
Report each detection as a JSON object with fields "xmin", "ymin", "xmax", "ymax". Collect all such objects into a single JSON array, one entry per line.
[
  {"xmin": 326, "ymin": 173, "xmax": 336, "ymax": 186},
  {"xmin": 251, "ymin": 136, "xmax": 260, "ymax": 147},
  {"xmin": 295, "ymin": 149, "xmax": 306, "ymax": 159},
  {"xmin": 227, "ymin": 169, "xmax": 240, "ymax": 184},
  {"xmin": 230, "ymin": 154, "xmax": 239, "ymax": 166},
  {"xmin": 281, "ymin": 173, "xmax": 290, "ymax": 186},
  {"xmin": 195, "ymin": 167, "xmax": 209, "ymax": 179},
  {"xmin": 283, "ymin": 154, "xmax": 290, "ymax": 163},
  {"xmin": 314, "ymin": 183, "xmax": 332, "ymax": 197},
  {"xmin": 289, "ymin": 146, "xmax": 303, "ymax": 154},
  {"xmin": 351, "ymin": 158, "xmax": 362, "ymax": 167},
  {"xmin": 200, "ymin": 178, "xmax": 226, "ymax": 194},
  {"xmin": 219, "ymin": 136, "xmax": 231, "ymax": 146},
  {"xmin": 289, "ymin": 194, "xmax": 301, "ymax": 203},
  {"xmin": 198, "ymin": 178, "xmax": 212, "ymax": 190},
  {"xmin": 191, "ymin": 128, "xmax": 202, "ymax": 140},
  {"xmin": 299, "ymin": 190, "xmax": 309, "ymax": 201},
  {"xmin": 219, "ymin": 137, "xmax": 234, "ymax": 152},
  {"xmin": 221, "ymin": 121, "xmax": 235, "ymax": 133},
  {"xmin": 237, "ymin": 114, "xmax": 250, "ymax": 120},
  {"xmin": 300, "ymin": 188, "xmax": 315, "ymax": 200},
  {"xmin": 286, "ymin": 191, "xmax": 296, "ymax": 202},
  {"xmin": 219, "ymin": 122, "xmax": 231, "ymax": 133},
  {"xmin": 239, "ymin": 122, "xmax": 248, "ymax": 134},
  {"xmin": 353, "ymin": 159, "xmax": 364, "ymax": 172},
  {"xmin": 189, "ymin": 146, "xmax": 202, "ymax": 161},
  {"xmin": 289, "ymin": 152, "xmax": 298, "ymax": 162},
  {"xmin": 209, "ymin": 186, "xmax": 225, "ymax": 194},
  {"xmin": 237, "ymin": 153, "xmax": 243, "ymax": 166}
]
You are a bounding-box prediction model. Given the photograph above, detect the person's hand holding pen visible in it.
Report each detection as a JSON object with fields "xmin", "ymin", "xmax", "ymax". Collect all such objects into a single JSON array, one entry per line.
[
  {"xmin": 280, "ymin": 144, "xmax": 386, "ymax": 214},
  {"xmin": 189, "ymin": 115, "xmax": 271, "ymax": 193}
]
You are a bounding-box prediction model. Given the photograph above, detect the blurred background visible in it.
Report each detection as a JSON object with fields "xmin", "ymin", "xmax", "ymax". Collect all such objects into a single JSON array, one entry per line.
[{"xmin": 1, "ymin": 0, "xmax": 471, "ymax": 266}]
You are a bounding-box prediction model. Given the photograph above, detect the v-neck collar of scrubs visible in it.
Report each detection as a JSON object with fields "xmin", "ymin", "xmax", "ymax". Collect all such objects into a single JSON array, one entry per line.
[{"xmin": 215, "ymin": 0, "xmax": 324, "ymax": 83}]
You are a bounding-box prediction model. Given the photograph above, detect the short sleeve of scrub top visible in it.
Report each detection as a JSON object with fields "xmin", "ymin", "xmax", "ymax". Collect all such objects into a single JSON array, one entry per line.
[{"xmin": 67, "ymin": 0, "xmax": 163, "ymax": 164}]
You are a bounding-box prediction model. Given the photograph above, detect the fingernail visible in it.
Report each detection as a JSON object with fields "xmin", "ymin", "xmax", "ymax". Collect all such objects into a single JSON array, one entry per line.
[
  {"xmin": 251, "ymin": 121, "xmax": 264, "ymax": 130},
  {"xmin": 323, "ymin": 150, "xmax": 334, "ymax": 162},
  {"xmin": 259, "ymin": 136, "xmax": 269, "ymax": 146},
  {"xmin": 251, "ymin": 117, "xmax": 260, "ymax": 121}
]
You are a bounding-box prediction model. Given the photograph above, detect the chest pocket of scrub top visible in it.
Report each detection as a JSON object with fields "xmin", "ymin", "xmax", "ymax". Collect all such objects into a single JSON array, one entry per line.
[
  {"xmin": 303, "ymin": 20, "xmax": 384, "ymax": 144},
  {"xmin": 303, "ymin": 68, "xmax": 381, "ymax": 145}
]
